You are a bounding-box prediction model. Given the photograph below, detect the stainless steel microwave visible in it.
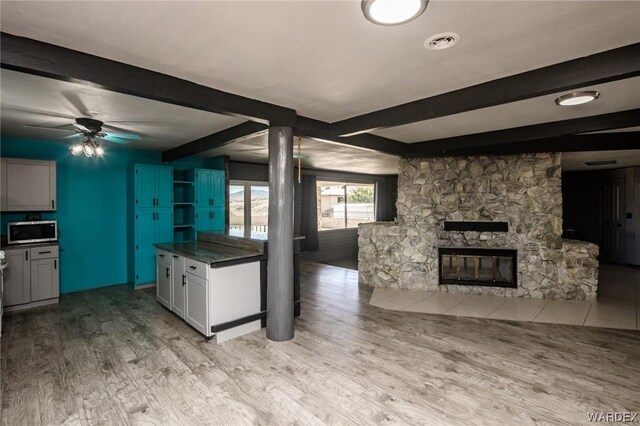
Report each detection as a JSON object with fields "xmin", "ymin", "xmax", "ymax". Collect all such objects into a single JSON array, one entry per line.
[{"xmin": 7, "ymin": 221, "xmax": 58, "ymax": 245}]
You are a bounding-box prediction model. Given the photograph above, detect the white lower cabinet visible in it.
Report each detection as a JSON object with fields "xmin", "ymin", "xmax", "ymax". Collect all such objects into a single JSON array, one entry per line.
[
  {"xmin": 171, "ymin": 255, "xmax": 186, "ymax": 318},
  {"xmin": 3, "ymin": 244, "xmax": 59, "ymax": 310},
  {"xmin": 185, "ymin": 272, "xmax": 208, "ymax": 335},
  {"xmin": 155, "ymin": 248, "xmax": 261, "ymax": 342},
  {"xmin": 156, "ymin": 252, "xmax": 172, "ymax": 309},
  {"xmin": 30, "ymin": 258, "xmax": 59, "ymax": 302}
]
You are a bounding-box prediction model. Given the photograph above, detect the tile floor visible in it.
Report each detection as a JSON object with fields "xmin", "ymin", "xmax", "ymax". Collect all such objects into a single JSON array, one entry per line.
[{"xmin": 370, "ymin": 264, "xmax": 640, "ymax": 330}]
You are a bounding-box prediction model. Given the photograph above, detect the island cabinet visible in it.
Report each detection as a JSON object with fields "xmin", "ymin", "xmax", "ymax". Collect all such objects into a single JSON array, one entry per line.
[{"xmin": 154, "ymin": 243, "xmax": 263, "ymax": 343}]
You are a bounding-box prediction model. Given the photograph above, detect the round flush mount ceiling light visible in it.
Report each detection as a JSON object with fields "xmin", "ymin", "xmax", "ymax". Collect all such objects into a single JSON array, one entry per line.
[
  {"xmin": 362, "ymin": 0, "xmax": 428, "ymax": 26},
  {"xmin": 424, "ymin": 32, "xmax": 461, "ymax": 50},
  {"xmin": 555, "ymin": 91, "xmax": 600, "ymax": 106}
]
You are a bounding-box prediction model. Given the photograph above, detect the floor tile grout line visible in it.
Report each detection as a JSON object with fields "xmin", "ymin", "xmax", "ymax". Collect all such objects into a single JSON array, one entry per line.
[
  {"xmin": 529, "ymin": 299, "xmax": 551, "ymax": 323},
  {"xmin": 439, "ymin": 294, "xmax": 472, "ymax": 314},
  {"xmin": 582, "ymin": 302, "xmax": 594, "ymax": 326},
  {"xmin": 482, "ymin": 298, "xmax": 510, "ymax": 319},
  {"xmin": 400, "ymin": 291, "xmax": 439, "ymax": 311}
]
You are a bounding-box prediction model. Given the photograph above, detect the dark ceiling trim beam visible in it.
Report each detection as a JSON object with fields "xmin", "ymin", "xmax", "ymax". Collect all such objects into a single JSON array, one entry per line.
[
  {"xmin": 404, "ymin": 109, "xmax": 640, "ymax": 158},
  {"xmin": 411, "ymin": 132, "xmax": 640, "ymax": 157},
  {"xmin": 295, "ymin": 116, "xmax": 407, "ymax": 156},
  {"xmin": 0, "ymin": 32, "xmax": 296, "ymax": 126},
  {"xmin": 331, "ymin": 43, "xmax": 640, "ymax": 136},
  {"xmin": 162, "ymin": 121, "xmax": 268, "ymax": 162}
]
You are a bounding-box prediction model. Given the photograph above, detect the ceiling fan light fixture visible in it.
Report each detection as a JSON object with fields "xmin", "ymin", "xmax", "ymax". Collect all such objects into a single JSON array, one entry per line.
[
  {"xmin": 69, "ymin": 144, "xmax": 83, "ymax": 156},
  {"xmin": 95, "ymin": 146, "xmax": 105, "ymax": 158},
  {"xmin": 83, "ymin": 144, "xmax": 95, "ymax": 157},
  {"xmin": 555, "ymin": 91, "xmax": 600, "ymax": 106},
  {"xmin": 362, "ymin": 0, "xmax": 428, "ymax": 26}
]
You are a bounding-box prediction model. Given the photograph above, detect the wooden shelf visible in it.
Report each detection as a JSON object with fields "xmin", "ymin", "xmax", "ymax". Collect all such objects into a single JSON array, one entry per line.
[
  {"xmin": 173, "ymin": 202, "xmax": 195, "ymax": 206},
  {"xmin": 174, "ymin": 224, "xmax": 195, "ymax": 228},
  {"xmin": 174, "ymin": 180, "xmax": 194, "ymax": 185}
]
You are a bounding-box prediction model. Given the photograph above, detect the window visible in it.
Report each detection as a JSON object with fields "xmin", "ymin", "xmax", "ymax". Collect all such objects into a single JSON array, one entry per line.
[
  {"xmin": 229, "ymin": 181, "xmax": 269, "ymax": 237},
  {"xmin": 317, "ymin": 181, "xmax": 376, "ymax": 230}
]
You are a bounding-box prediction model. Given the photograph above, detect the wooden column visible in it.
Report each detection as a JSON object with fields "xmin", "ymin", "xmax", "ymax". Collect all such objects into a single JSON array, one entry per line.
[{"xmin": 267, "ymin": 126, "xmax": 294, "ymax": 341}]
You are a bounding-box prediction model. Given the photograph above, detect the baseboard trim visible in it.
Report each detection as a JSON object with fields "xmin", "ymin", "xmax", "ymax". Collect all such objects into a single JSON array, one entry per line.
[
  {"xmin": 4, "ymin": 298, "xmax": 59, "ymax": 313},
  {"xmin": 135, "ymin": 283, "xmax": 157, "ymax": 290}
]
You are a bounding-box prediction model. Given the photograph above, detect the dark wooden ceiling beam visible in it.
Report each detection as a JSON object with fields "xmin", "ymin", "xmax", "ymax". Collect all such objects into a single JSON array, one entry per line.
[
  {"xmin": 410, "ymin": 132, "xmax": 640, "ymax": 157},
  {"xmin": 0, "ymin": 32, "xmax": 296, "ymax": 126},
  {"xmin": 404, "ymin": 109, "xmax": 640, "ymax": 157},
  {"xmin": 162, "ymin": 121, "xmax": 268, "ymax": 162},
  {"xmin": 295, "ymin": 116, "xmax": 407, "ymax": 156},
  {"xmin": 331, "ymin": 43, "xmax": 640, "ymax": 136}
]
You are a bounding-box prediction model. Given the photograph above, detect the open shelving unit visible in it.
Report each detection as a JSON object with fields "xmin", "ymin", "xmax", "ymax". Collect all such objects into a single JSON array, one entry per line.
[{"xmin": 173, "ymin": 170, "xmax": 196, "ymax": 242}]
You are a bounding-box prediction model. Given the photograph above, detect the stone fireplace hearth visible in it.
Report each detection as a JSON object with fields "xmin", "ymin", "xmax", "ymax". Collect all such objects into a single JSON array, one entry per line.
[{"xmin": 358, "ymin": 153, "xmax": 599, "ymax": 301}]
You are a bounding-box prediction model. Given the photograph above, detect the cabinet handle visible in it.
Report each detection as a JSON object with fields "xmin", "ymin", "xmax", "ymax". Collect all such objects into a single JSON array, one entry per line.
[
  {"xmin": 26, "ymin": 250, "xmax": 29, "ymax": 261},
  {"xmin": 172, "ymin": 255, "xmax": 179, "ymax": 259},
  {"xmin": 166, "ymin": 267, "xmax": 170, "ymax": 278},
  {"xmin": 54, "ymin": 260, "xmax": 57, "ymax": 269},
  {"xmin": 159, "ymin": 254, "xmax": 165, "ymax": 257},
  {"xmin": 39, "ymin": 251, "xmax": 51, "ymax": 254},
  {"xmin": 182, "ymin": 274, "xmax": 186, "ymax": 286},
  {"xmin": 189, "ymin": 265, "xmax": 197, "ymax": 270},
  {"xmin": 52, "ymin": 200, "xmax": 55, "ymax": 209}
]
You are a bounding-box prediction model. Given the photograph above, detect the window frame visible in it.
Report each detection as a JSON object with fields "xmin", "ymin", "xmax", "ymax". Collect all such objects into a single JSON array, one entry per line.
[
  {"xmin": 229, "ymin": 180, "xmax": 270, "ymax": 236},
  {"xmin": 316, "ymin": 179, "xmax": 377, "ymax": 231}
]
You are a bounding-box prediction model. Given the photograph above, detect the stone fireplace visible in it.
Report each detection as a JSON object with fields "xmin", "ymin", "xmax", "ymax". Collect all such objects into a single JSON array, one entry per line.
[{"xmin": 358, "ymin": 153, "xmax": 599, "ymax": 301}]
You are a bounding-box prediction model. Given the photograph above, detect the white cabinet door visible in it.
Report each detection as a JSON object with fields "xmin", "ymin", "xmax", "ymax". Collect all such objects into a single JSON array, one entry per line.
[
  {"xmin": 171, "ymin": 255, "xmax": 186, "ymax": 318},
  {"xmin": 156, "ymin": 259, "xmax": 172, "ymax": 309},
  {"xmin": 30, "ymin": 258, "xmax": 59, "ymax": 301},
  {"xmin": 4, "ymin": 158, "xmax": 56, "ymax": 211},
  {"xmin": 185, "ymin": 272, "xmax": 208, "ymax": 335},
  {"xmin": 3, "ymin": 249, "xmax": 31, "ymax": 306}
]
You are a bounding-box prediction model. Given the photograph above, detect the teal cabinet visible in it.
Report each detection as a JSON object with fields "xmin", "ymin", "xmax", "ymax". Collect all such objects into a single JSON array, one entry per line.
[
  {"xmin": 135, "ymin": 165, "xmax": 173, "ymax": 209},
  {"xmin": 195, "ymin": 169, "xmax": 225, "ymax": 208},
  {"xmin": 195, "ymin": 207, "xmax": 224, "ymax": 233},
  {"xmin": 134, "ymin": 165, "xmax": 173, "ymax": 285}
]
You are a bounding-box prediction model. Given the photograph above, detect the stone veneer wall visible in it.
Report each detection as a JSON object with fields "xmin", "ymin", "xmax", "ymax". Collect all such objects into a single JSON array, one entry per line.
[{"xmin": 358, "ymin": 153, "xmax": 599, "ymax": 301}]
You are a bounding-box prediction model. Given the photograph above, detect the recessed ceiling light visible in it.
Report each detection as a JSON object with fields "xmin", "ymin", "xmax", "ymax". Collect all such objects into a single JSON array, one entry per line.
[
  {"xmin": 555, "ymin": 91, "xmax": 600, "ymax": 106},
  {"xmin": 362, "ymin": 0, "xmax": 428, "ymax": 26},
  {"xmin": 424, "ymin": 32, "xmax": 461, "ymax": 50}
]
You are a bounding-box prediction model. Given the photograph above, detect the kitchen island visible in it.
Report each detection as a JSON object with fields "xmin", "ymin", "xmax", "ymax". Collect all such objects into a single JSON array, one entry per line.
[{"xmin": 154, "ymin": 230, "xmax": 301, "ymax": 342}]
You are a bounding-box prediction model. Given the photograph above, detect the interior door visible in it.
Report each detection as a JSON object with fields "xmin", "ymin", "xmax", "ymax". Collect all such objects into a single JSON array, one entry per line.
[
  {"xmin": 185, "ymin": 272, "xmax": 208, "ymax": 335},
  {"xmin": 601, "ymin": 176, "xmax": 626, "ymax": 264},
  {"xmin": 172, "ymin": 256, "xmax": 186, "ymax": 318}
]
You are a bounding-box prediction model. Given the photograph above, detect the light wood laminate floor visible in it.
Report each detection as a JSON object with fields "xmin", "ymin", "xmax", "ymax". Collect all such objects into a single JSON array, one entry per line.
[{"xmin": 2, "ymin": 262, "xmax": 639, "ymax": 425}]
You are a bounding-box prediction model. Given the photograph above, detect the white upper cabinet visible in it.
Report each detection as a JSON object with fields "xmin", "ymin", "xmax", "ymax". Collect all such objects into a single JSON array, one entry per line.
[{"xmin": 1, "ymin": 158, "xmax": 57, "ymax": 211}]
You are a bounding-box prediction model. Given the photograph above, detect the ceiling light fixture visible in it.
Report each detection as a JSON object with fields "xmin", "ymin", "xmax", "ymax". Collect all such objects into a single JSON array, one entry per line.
[
  {"xmin": 69, "ymin": 137, "xmax": 105, "ymax": 158},
  {"xmin": 555, "ymin": 91, "xmax": 600, "ymax": 106},
  {"xmin": 362, "ymin": 0, "xmax": 428, "ymax": 26},
  {"xmin": 424, "ymin": 32, "xmax": 461, "ymax": 50}
]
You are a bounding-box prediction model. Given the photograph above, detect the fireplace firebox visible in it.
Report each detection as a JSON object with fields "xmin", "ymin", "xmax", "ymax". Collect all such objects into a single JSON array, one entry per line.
[{"xmin": 438, "ymin": 248, "xmax": 517, "ymax": 288}]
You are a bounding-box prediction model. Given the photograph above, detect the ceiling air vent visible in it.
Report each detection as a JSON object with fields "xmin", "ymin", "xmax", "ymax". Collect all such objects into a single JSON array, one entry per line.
[
  {"xmin": 585, "ymin": 160, "xmax": 617, "ymax": 166},
  {"xmin": 424, "ymin": 32, "xmax": 460, "ymax": 50}
]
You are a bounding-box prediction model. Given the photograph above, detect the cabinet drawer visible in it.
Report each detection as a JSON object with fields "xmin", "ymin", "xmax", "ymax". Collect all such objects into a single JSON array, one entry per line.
[
  {"xmin": 30, "ymin": 245, "xmax": 59, "ymax": 260},
  {"xmin": 185, "ymin": 257, "xmax": 208, "ymax": 280},
  {"xmin": 157, "ymin": 250, "xmax": 172, "ymax": 263}
]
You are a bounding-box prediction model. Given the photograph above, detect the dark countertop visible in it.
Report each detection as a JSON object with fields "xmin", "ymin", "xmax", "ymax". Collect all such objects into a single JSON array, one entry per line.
[{"xmin": 154, "ymin": 241, "xmax": 264, "ymax": 267}]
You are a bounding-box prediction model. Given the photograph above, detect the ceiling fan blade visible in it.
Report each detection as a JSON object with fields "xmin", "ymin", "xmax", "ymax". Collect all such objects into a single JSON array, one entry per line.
[
  {"xmin": 102, "ymin": 132, "xmax": 141, "ymax": 141},
  {"xmin": 9, "ymin": 105, "xmax": 76, "ymax": 120},
  {"xmin": 63, "ymin": 133, "xmax": 83, "ymax": 139},
  {"xmin": 24, "ymin": 124, "xmax": 76, "ymax": 132},
  {"xmin": 62, "ymin": 91, "xmax": 89, "ymax": 117},
  {"xmin": 100, "ymin": 135, "xmax": 130, "ymax": 145},
  {"xmin": 101, "ymin": 123, "xmax": 144, "ymax": 134},
  {"xmin": 73, "ymin": 123, "xmax": 91, "ymax": 133}
]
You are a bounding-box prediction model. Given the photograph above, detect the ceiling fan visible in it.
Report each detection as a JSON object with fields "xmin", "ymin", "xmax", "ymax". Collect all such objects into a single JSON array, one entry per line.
[{"xmin": 25, "ymin": 117, "xmax": 141, "ymax": 146}]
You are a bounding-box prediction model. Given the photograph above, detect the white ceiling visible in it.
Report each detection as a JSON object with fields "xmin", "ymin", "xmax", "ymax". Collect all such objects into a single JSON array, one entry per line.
[
  {"xmin": 0, "ymin": 69, "xmax": 244, "ymax": 151},
  {"xmin": 562, "ymin": 150, "xmax": 640, "ymax": 171},
  {"xmin": 1, "ymin": 0, "xmax": 639, "ymax": 124},
  {"xmin": 204, "ymin": 134, "xmax": 400, "ymax": 175},
  {"xmin": 0, "ymin": 1, "xmax": 639, "ymax": 174}
]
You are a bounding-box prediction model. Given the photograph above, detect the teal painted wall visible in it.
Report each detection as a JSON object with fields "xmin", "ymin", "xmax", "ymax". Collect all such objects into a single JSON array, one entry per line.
[
  {"xmin": 1, "ymin": 137, "xmax": 225, "ymax": 294},
  {"xmin": 1, "ymin": 137, "xmax": 163, "ymax": 294}
]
